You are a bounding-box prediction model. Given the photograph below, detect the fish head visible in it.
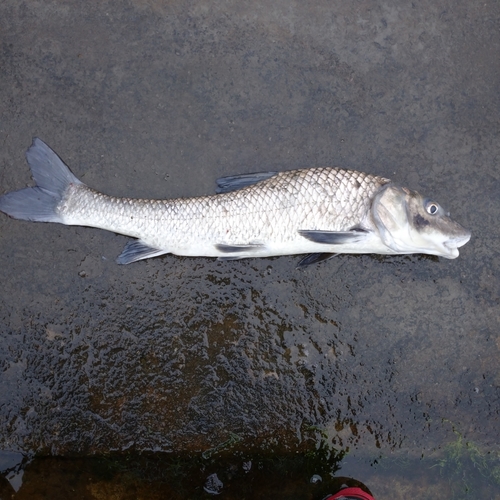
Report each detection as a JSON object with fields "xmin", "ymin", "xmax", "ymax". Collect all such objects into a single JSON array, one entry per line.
[{"xmin": 371, "ymin": 183, "xmax": 471, "ymax": 259}]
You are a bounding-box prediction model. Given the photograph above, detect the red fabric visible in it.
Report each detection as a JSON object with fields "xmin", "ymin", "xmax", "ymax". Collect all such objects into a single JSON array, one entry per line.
[{"xmin": 324, "ymin": 486, "xmax": 375, "ymax": 500}]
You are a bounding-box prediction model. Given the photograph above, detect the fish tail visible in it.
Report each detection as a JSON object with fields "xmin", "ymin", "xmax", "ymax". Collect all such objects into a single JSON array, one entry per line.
[{"xmin": 0, "ymin": 138, "xmax": 83, "ymax": 223}]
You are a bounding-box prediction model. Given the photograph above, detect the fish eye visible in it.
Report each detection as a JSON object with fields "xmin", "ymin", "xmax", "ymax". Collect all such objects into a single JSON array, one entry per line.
[{"xmin": 425, "ymin": 201, "xmax": 439, "ymax": 215}]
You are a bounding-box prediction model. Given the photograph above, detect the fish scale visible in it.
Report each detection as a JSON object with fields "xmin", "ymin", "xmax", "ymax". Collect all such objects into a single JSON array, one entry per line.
[
  {"xmin": 0, "ymin": 138, "xmax": 470, "ymax": 265},
  {"xmin": 60, "ymin": 167, "xmax": 385, "ymax": 254}
]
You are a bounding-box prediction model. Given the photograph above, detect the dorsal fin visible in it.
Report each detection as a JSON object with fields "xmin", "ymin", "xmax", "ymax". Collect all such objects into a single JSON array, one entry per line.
[{"xmin": 216, "ymin": 171, "xmax": 278, "ymax": 193}]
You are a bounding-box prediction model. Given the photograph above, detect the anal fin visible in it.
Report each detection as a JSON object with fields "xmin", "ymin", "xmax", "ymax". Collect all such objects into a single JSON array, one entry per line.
[{"xmin": 117, "ymin": 240, "xmax": 168, "ymax": 265}]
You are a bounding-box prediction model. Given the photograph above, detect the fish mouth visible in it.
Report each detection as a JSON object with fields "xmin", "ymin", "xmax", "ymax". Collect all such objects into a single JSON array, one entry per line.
[
  {"xmin": 441, "ymin": 232, "xmax": 471, "ymax": 258},
  {"xmin": 444, "ymin": 232, "xmax": 471, "ymax": 250}
]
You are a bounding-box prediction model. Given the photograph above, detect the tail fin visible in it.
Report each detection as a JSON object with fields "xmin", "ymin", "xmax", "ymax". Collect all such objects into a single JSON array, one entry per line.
[{"xmin": 0, "ymin": 138, "xmax": 83, "ymax": 223}]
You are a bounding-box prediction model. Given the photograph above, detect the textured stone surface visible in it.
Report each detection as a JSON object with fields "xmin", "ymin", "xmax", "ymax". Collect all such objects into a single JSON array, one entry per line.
[{"xmin": 0, "ymin": 0, "xmax": 499, "ymax": 496}]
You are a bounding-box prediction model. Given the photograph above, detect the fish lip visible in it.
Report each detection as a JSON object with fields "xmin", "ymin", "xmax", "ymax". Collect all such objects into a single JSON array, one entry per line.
[
  {"xmin": 441, "ymin": 232, "xmax": 471, "ymax": 258},
  {"xmin": 444, "ymin": 232, "xmax": 471, "ymax": 250}
]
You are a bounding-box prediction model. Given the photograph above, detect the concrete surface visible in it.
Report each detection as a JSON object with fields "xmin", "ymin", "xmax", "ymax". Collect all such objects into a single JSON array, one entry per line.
[{"xmin": 0, "ymin": 0, "xmax": 499, "ymax": 497}]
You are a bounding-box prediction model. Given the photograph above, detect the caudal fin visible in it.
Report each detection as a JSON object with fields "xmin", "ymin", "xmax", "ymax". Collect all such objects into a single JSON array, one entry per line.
[{"xmin": 0, "ymin": 138, "xmax": 83, "ymax": 223}]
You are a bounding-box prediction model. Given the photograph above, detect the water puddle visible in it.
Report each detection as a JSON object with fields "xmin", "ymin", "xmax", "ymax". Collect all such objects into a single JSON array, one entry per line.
[{"xmin": 2, "ymin": 435, "xmax": 499, "ymax": 499}]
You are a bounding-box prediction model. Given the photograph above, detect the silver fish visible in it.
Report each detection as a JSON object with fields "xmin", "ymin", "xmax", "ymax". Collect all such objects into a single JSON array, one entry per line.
[{"xmin": 0, "ymin": 138, "xmax": 470, "ymax": 267}]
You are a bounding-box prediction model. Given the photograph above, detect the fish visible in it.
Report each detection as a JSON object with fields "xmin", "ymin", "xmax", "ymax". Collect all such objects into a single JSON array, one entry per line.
[{"xmin": 0, "ymin": 138, "xmax": 470, "ymax": 267}]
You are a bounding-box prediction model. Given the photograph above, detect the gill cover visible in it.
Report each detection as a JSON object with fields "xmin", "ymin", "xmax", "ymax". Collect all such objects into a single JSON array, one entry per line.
[{"xmin": 371, "ymin": 184, "xmax": 414, "ymax": 253}]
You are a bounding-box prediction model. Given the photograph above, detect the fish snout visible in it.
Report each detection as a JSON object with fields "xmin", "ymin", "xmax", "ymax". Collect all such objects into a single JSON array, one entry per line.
[
  {"xmin": 440, "ymin": 230, "xmax": 471, "ymax": 258},
  {"xmin": 444, "ymin": 231, "xmax": 471, "ymax": 250}
]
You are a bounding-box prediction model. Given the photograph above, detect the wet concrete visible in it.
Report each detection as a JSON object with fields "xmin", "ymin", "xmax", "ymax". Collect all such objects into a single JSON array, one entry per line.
[{"xmin": 0, "ymin": 0, "xmax": 499, "ymax": 497}]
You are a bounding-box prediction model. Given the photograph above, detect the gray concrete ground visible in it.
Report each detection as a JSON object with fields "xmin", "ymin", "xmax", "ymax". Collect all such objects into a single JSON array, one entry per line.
[{"xmin": 0, "ymin": 0, "xmax": 499, "ymax": 497}]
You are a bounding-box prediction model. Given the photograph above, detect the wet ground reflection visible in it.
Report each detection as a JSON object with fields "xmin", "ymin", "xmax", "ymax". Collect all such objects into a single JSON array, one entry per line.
[
  {"xmin": 2, "ymin": 253, "xmax": 491, "ymax": 456},
  {"xmin": 1, "ymin": 251, "xmax": 498, "ymax": 499},
  {"xmin": 2, "ymin": 445, "xmax": 500, "ymax": 499}
]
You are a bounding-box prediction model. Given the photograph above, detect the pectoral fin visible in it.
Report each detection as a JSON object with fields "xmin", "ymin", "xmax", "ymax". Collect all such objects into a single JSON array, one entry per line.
[{"xmin": 298, "ymin": 228, "xmax": 369, "ymax": 244}]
